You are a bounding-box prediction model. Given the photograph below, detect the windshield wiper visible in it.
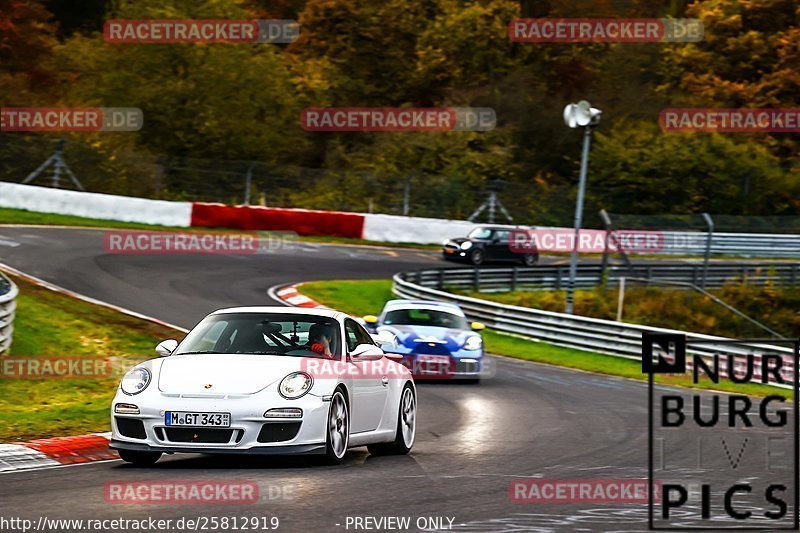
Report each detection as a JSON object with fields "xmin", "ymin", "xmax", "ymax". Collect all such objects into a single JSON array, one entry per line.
[{"xmin": 242, "ymin": 351, "xmax": 284, "ymax": 355}]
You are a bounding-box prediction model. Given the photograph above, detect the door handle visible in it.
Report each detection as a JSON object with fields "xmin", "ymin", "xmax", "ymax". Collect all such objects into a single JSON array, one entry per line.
[{"xmin": 381, "ymin": 376, "xmax": 389, "ymax": 386}]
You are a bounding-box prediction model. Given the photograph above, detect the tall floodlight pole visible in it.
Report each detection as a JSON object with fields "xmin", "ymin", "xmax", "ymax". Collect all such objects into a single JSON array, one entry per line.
[{"xmin": 563, "ymin": 101, "xmax": 602, "ymax": 314}]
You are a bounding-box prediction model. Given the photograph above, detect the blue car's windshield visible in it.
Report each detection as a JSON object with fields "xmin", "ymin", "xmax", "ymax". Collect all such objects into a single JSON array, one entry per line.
[{"xmin": 383, "ymin": 309, "xmax": 469, "ymax": 329}]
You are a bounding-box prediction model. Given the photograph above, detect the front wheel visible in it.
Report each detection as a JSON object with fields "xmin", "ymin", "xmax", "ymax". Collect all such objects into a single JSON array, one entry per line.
[
  {"xmin": 323, "ymin": 390, "xmax": 350, "ymax": 464},
  {"xmin": 469, "ymin": 249, "xmax": 485, "ymax": 265},
  {"xmin": 117, "ymin": 449, "xmax": 162, "ymax": 467},
  {"xmin": 368, "ymin": 384, "xmax": 416, "ymax": 456}
]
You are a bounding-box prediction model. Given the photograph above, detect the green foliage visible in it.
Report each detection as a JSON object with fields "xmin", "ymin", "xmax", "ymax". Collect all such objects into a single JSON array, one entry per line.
[
  {"xmin": 589, "ymin": 120, "xmax": 800, "ymax": 215},
  {"xmin": 56, "ymin": 0, "xmax": 308, "ymax": 163}
]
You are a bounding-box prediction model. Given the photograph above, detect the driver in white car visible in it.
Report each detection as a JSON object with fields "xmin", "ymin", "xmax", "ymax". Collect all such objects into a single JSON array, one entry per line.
[{"xmin": 307, "ymin": 323, "xmax": 336, "ymax": 358}]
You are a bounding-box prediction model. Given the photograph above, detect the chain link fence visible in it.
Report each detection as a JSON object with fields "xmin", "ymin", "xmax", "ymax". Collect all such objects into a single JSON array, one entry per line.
[
  {"xmin": 0, "ymin": 134, "xmax": 513, "ymax": 223},
  {"xmin": 2, "ymin": 135, "xmax": 800, "ymax": 238}
]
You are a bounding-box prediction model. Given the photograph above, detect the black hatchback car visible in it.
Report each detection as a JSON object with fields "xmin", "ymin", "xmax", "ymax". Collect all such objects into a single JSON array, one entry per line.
[{"xmin": 442, "ymin": 226, "xmax": 538, "ymax": 266}]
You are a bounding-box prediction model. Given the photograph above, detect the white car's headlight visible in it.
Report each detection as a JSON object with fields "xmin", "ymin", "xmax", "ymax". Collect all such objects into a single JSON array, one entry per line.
[
  {"xmin": 120, "ymin": 367, "xmax": 151, "ymax": 395},
  {"xmin": 279, "ymin": 372, "xmax": 313, "ymax": 399},
  {"xmin": 460, "ymin": 241, "xmax": 473, "ymax": 250},
  {"xmin": 464, "ymin": 335, "xmax": 483, "ymax": 351}
]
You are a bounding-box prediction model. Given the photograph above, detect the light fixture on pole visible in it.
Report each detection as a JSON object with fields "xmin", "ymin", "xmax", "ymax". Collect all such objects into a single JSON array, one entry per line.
[{"xmin": 563, "ymin": 100, "xmax": 602, "ymax": 314}]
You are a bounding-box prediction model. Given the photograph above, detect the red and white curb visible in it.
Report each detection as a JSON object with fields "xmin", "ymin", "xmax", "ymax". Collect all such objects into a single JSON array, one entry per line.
[
  {"xmin": 0, "ymin": 433, "xmax": 116, "ymax": 473},
  {"xmin": 270, "ymin": 283, "xmax": 326, "ymax": 309}
]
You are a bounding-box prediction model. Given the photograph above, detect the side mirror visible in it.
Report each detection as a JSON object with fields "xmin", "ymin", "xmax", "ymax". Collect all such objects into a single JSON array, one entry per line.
[
  {"xmin": 371, "ymin": 330, "xmax": 398, "ymax": 350},
  {"xmin": 471, "ymin": 322, "xmax": 486, "ymax": 331},
  {"xmin": 155, "ymin": 339, "xmax": 178, "ymax": 357},
  {"xmin": 350, "ymin": 343, "xmax": 384, "ymax": 362}
]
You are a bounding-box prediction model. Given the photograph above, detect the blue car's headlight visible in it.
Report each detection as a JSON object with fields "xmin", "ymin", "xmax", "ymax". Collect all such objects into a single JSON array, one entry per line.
[
  {"xmin": 460, "ymin": 241, "xmax": 473, "ymax": 250},
  {"xmin": 463, "ymin": 335, "xmax": 483, "ymax": 351}
]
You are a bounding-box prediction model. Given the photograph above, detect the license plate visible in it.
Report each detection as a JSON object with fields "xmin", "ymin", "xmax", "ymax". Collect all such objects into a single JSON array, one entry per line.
[
  {"xmin": 418, "ymin": 355, "xmax": 450, "ymax": 364},
  {"xmin": 444, "ymin": 249, "xmax": 455, "ymax": 254},
  {"xmin": 165, "ymin": 411, "xmax": 231, "ymax": 427}
]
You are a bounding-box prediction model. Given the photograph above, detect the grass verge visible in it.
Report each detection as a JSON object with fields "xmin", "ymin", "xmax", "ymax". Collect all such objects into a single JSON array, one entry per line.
[
  {"xmin": 1, "ymin": 272, "xmax": 182, "ymax": 441},
  {"xmin": 300, "ymin": 279, "xmax": 789, "ymax": 398}
]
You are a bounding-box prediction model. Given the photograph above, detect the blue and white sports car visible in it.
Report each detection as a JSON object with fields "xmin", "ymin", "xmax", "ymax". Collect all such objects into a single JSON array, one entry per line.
[{"xmin": 363, "ymin": 300, "xmax": 485, "ymax": 382}]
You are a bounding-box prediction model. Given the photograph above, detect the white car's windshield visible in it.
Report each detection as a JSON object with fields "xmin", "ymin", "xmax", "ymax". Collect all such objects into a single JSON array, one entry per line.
[
  {"xmin": 383, "ymin": 309, "xmax": 469, "ymax": 329},
  {"xmin": 175, "ymin": 313, "xmax": 340, "ymax": 358}
]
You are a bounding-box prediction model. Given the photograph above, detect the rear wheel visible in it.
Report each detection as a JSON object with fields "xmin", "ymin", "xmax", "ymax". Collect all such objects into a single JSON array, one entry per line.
[
  {"xmin": 521, "ymin": 253, "xmax": 538, "ymax": 266},
  {"xmin": 368, "ymin": 384, "xmax": 416, "ymax": 456},
  {"xmin": 469, "ymin": 249, "xmax": 485, "ymax": 265},
  {"xmin": 117, "ymin": 449, "xmax": 161, "ymax": 467},
  {"xmin": 323, "ymin": 390, "xmax": 349, "ymax": 464}
]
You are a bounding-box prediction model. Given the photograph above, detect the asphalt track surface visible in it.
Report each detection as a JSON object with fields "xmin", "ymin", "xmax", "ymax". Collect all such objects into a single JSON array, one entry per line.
[{"xmin": 0, "ymin": 227, "xmax": 795, "ymax": 532}]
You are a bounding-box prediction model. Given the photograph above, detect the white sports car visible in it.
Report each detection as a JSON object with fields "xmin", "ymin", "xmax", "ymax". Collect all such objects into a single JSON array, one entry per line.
[{"xmin": 110, "ymin": 307, "xmax": 416, "ymax": 466}]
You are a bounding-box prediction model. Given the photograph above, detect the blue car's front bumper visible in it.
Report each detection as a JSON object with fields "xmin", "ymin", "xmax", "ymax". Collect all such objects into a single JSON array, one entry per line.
[{"xmin": 387, "ymin": 350, "xmax": 484, "ymax": 380}]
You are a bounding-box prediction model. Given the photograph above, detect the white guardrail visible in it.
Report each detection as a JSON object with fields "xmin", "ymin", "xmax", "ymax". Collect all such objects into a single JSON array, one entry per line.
[
  {"xmin": 0, "ymin": 271, "xmax": 18, "ymax": 354},
  {"xmin": 655, "ymin": 231, "xmax": 800, "ymax": 258},
  {"xmin": 393, "ymin": 272, "xmax": 799, "ymax": 388}
]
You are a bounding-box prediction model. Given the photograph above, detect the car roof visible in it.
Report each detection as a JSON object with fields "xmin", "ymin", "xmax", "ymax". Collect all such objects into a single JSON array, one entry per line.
[
  {"xmin": 382, "ymin": 299, "xmax": 465, "ymax": 316},
  {"xmin": 473, "ymin": 224, "xmax": 525, "ymax": 231},
  {"xmin": 211, "ymin": 306, "xmax": 347, "ymax": 320}
]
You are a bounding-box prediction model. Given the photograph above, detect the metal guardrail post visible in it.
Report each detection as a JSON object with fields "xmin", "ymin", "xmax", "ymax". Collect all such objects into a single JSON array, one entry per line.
[
  {"xmin": 473, "ymin": 269, "xmax": 480, "ymax": 292},
  {"xmin": 437, "ymin": 269, "xmax": 444, "ymax": 290},
  {"xmin": 701, "ymin": 213, "xmax": 714, "ymax": 289},
  {"xmin": 244, "ymin": 161, "xmax": 256, "ymax": 205},
  {"xmin": 511, "ymin": 267, "xmax": 518, "ymax": 292}
]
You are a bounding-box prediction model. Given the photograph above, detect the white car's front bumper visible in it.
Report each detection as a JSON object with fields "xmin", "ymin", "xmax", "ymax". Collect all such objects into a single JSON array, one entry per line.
[{"xmin": 110, "ymin": 388, "xmax": 330, "ymax": 455}]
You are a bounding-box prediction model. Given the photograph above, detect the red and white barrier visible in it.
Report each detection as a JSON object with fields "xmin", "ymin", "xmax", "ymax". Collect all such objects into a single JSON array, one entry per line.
[
  {"xmin": 4, "ymin": 184, "xmax": 799, "ymax": 253},
  {"xmin": 0, "ymin": 182, "xmax": 192, "ymax": 227},
  {"xmin": 191, "ymin": 202, "xmax": 365, "ymax": 239},
  {"xmin": 0, "ymin": 184, "xmax": 478, "ymax": 244},
  {"xmin": 362, "ymin": 213, "xmax": 478, "ymax": 244}
]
